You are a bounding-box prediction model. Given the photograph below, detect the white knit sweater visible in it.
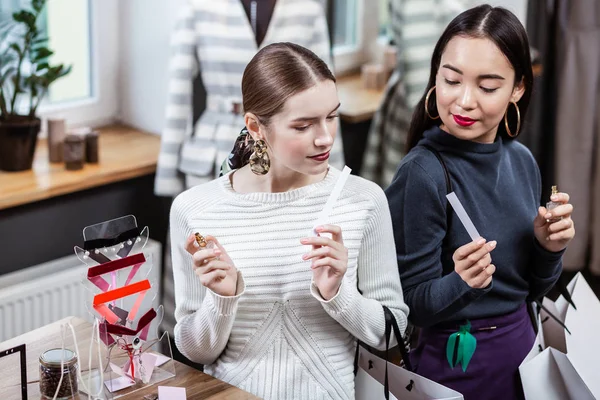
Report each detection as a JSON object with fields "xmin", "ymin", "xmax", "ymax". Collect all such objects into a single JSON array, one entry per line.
[{"xmin": 170, "ymin": 167, "xmax": 409, "ymax": 400}]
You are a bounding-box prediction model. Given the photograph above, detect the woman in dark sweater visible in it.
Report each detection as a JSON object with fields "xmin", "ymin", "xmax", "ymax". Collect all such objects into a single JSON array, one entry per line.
[{"xmin": 385, "ymin": 5, "xmax": 575, "ymax": 400}]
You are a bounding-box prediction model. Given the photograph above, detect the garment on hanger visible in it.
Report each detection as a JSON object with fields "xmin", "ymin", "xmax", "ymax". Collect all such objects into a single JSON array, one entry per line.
[{"xmin": 154, "ymin": 0, "xmax": 344, "ymax": 197}]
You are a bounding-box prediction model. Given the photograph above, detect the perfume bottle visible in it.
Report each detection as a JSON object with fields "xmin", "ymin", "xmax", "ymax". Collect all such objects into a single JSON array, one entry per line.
[{"xmin": 545, "ymin": 185, "xmax": 562, "ymax": 223}]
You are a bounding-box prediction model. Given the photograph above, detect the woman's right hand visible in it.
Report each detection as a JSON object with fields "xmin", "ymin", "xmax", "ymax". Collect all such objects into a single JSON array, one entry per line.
[
  {"xmin": 452, "ymin": 238, "xmax": 497, "ymax": 289},
  {"xmin": 185, "ymin": 234, "xmax": 238, "ymax": 297}
]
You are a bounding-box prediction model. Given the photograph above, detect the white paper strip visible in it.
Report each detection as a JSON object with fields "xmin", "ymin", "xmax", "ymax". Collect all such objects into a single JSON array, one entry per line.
[
  {"xmin": 312, "ymin": 166, "xmax": 352, "ymax": 236},
  {"xmin": 446, "ymin": 192, "xmax": 481, "ymax": 241}
]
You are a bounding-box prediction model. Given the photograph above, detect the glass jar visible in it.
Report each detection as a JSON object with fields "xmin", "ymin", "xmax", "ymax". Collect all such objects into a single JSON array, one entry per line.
[{"xmin": 39, "ymin": 348, "xmax": 78, "ymax": 399}]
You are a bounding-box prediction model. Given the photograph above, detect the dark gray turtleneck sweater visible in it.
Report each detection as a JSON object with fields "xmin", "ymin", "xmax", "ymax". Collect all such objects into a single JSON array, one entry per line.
[{"xmin": 386, "ymin": 126, "xmax": 563, "ymax": 327}]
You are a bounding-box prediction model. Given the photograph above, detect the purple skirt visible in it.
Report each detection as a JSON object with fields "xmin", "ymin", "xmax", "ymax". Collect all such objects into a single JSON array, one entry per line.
[{"xmin": 410, "ymin": 303, "xmax": 535, "ymax": 400}]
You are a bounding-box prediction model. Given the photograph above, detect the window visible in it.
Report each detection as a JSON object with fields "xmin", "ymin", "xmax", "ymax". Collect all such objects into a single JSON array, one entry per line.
[
  {"xmin": 1, "ymin": 0, "xmax": 119, "ymax": 128},
  {"xmin": 333, "ymin": 0, "xmax": 358, "ymax": 49},
  {"xmin": 378, "ymin": 0, "xmax": 390, "ymax": 38},
  {"xmin": 1, "ymin": 0, "xmax": 91, "ymax": 106},
  {"xmin": 45, "ymin": 0, "xmax": 92, "ymax": 103},
  {"xmin": 332, "ymin": 0, "xmax": 389, "ymax": 75}
]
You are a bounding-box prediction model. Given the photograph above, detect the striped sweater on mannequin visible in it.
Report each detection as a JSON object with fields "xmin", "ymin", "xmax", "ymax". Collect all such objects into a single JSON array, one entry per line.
[
  {"xmin": 155, "ymin": 0, "xmax": 344, "ymax": 197},
  {"xmin": 169, "ymin": 166, "xmax": 409, "ymax": 400}
]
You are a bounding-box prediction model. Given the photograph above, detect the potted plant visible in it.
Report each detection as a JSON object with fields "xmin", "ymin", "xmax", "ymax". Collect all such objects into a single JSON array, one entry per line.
[{"xmin": 0, "ymin": 0, "xmax": 71, "ymax": 172}]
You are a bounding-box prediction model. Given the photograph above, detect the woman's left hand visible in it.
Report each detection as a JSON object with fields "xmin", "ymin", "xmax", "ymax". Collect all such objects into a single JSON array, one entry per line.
[
  {"xmin": 301, "ymin": 225, "xmax": 349, "ymax": 301},
  {"xmin": 534, "ymin": 192, "xmax": 575, "ymax": 253}
]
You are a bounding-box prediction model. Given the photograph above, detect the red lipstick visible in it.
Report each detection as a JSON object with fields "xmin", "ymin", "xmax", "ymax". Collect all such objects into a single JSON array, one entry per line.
[
  {"xmin": 453, "ymin": 114, "xmax": 476, "ymax": 127},
  {"xmin": 309, "ymin": 151, "xmax": 330, "ymax": 162}
]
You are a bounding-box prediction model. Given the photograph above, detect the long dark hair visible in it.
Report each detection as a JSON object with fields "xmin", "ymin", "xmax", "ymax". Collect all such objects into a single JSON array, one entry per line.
[
  {"xmin": 226, "ymin": 42, "xmax": 336, "ymax": 171},
  {"xmin": 406, "ymin": 4, "xmax": 533, "ymax": 153}
]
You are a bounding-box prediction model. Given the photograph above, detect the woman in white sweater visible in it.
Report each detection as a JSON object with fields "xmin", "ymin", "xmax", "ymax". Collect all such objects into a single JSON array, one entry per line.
[{"xmin": 170, "ymin": 42, "xmax": 409, "ymax": 400}]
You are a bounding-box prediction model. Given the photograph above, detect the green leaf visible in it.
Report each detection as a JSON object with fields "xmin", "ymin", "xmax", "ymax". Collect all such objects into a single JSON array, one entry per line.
[
  {"xmin": 32, "ymin": 0, "xmax": 46, "ymax": 13},
  {"xmin": 56, "ymin": 64, "xmax": 71, "ymax": 78},
  {"xmin": 446, "ymin": 321, "xmax": 478, "ymax": 372},
  {"xmin": 446, "ymin": 332, "xmax": 459, "ymax": 369},
  {"xmin": 36, "ymin": 62, "xmax": 49, "ymax": 72},
  {"xmin": 9, "ymin": 43, "xmax": 21, "ymax": 56},
  {"xmin": 459, "ymin": 332, "xmax": 477, "ymax": 372},
  {"xmin": 32, "ymin": 46, "xmax": 53, "ymax": 60},
  {"xmin": 32, "ymin": 36, "xmax": 49, "ymax": 44},
  {"xmin": 12, "ymin": 11, "xmax": 36, "ymax": 30}
]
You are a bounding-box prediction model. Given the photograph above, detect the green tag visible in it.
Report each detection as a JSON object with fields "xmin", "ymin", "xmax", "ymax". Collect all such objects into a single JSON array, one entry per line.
[{"xmin": 446, "ymin": 320, "xmax": 477, "ymax": 372}]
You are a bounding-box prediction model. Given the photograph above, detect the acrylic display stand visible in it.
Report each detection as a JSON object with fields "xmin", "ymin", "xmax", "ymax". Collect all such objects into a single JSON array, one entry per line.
[{"xmin": 74, "ymin": 215, "xmax": 175, "ymax": 399}]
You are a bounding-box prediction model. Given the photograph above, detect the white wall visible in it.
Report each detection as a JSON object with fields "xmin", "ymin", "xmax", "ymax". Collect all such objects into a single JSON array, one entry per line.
[{"xmin": 118, "ymin": 0, "xmax": 186, "ymax": 134}]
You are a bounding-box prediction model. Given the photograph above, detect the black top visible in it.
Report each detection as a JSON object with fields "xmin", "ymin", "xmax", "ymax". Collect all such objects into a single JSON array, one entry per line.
[{"xmin": 385, "ymin": 126, "xmax": 564, "ymax": 327}]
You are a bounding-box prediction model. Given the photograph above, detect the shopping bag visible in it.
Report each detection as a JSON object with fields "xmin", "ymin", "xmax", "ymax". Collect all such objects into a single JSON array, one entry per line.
[
  {"xmin": 519, "ymin": 273, "xmax": 600, "ymax": 399},
  {"xmin": 355, "ymin": 307, "xmax": 464, "ymax": 400}
]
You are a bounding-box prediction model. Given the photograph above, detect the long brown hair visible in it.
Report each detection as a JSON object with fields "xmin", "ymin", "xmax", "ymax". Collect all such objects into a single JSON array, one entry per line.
[
  {"xmin": 406, "ymin": 5, "xmax": 533, "ymax": 153},
  {"xmin": 226, "ymin": 42, "xmax": 336, "ymax": 170}
]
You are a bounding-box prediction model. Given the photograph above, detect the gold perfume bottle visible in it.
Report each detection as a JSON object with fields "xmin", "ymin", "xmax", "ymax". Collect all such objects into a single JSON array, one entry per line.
[{"xmin": 546, "ymin": 186, "xmax": 562, "ymax": 223}]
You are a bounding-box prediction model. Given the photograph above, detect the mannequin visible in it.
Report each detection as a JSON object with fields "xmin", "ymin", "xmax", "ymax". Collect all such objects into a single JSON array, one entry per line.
[{"xmin": 155, "ymin": 0, "xmax": 343, "ymax": 196}]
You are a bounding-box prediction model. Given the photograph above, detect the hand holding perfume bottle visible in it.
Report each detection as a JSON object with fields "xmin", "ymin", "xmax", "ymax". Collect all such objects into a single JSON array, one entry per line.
[
  {"xmin": 545, "ymin": 186, "xmax": 563, "ymax": 223},
  {"xmin": 185, "ymin": 233, "xmax": 239, "ymax": 297},
  {"xmin": 533, "ymin": 185, "xmax": 576, "ymax": 253}
]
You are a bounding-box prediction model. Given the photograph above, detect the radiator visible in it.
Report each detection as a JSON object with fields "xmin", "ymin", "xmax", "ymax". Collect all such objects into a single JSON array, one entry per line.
[{"xmin": 0, "ymin": 239, "xmax": 162, "ymax": 342}]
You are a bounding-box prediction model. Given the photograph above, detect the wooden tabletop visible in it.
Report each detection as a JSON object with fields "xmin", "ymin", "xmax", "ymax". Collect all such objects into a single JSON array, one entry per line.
[
  {"xmin": 0, "ymin": 125, "xmax": 161, "ymax": 211},
  {"xmin": 0, "ymin": 317, "xmax": 259, "ymax": 399},
  {"xmin": 337, "ymin": 73, "xmax": 385, "ymax": 124}
]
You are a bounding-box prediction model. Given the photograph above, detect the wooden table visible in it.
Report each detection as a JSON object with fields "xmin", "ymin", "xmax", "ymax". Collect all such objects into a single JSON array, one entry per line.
[
  {"xmin": 0, "ymin": 317, "xmax": 259, "ymax": 399},
  {"xmin": 0, "ymin": 125, "xmax": 162, "ymax": 211},
  {"xmin": 337, "ymin": 73, "xmax": 385, "ymax": 124}
]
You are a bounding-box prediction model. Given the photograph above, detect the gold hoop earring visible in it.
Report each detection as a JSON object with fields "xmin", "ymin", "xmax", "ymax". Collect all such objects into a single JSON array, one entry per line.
[
  {"xmin": 504, "ymin": 101, "xmax": 521, "ymax": 138},
  {"xmin": 425, "ymin": 86, "xmax": 440, "ymax": 120},
  {"xmin": 249, "ymin": 139, "xmax": 270, "ymax": 175}
]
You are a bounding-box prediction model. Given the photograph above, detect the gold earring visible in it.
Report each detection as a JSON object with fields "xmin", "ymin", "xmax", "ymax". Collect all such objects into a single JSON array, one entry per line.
[
  {"xmin": 504, "ymin": 101, "xmax": 521, "ymax": 138},
  {"xmin": 249, "ymin": 139, "xmax": 270, "ymax": 175},
  {"xmin": 425, "ymin": 86, "xmax": 440, "ymax": 120}
]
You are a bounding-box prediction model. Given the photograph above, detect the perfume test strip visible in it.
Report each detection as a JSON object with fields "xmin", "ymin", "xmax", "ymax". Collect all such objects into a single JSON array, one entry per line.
[
  {"xmin": 312, "ymin": 166, "xmax": 352, "ymax": 236},
  {"xmin": 446, "ymin": 192, "xmax": 481, "ymax": 241}
]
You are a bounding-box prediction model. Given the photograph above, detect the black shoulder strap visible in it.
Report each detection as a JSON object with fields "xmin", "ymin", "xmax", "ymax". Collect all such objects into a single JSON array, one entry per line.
[
  {"xmin": 421, "ymin": 144, "xmax": 452, "ymax": 230},
  {"xmin": 421, "ymin": 144, "xmax": 452, "ymax": 194}
]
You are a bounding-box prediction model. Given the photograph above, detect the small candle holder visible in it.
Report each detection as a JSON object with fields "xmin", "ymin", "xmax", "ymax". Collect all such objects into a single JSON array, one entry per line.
[
  {"xmin": 64, "ymin": 134, "xmax": 85, "ymax": 171},
  {"xmin": 47, "ymin": 118, "xmax": 66, "ymax": 163},
  {"xmin": 85, "ymin": 130, "xmax": 99, "ymax": 164}
]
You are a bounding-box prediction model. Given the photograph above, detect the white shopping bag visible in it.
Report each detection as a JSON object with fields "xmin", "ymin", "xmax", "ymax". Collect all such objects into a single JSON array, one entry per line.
[
  {"xmin": 519, "ymin": 273, "xmax": 600, "ymax": 399},
  {"xmin": 519, "ymin": 302, "xmax": 546, "ymax": 366},
  {"xmin": 355, "ymin": 306, "xmax": 463, "ymax": 400},
  {"xmin": 355, "ymin": 345, "xmax": 464, "ymax": 400},
  {"xmin": 519, "ymin": 347, "xmax": 595, "ymax": 400}
]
